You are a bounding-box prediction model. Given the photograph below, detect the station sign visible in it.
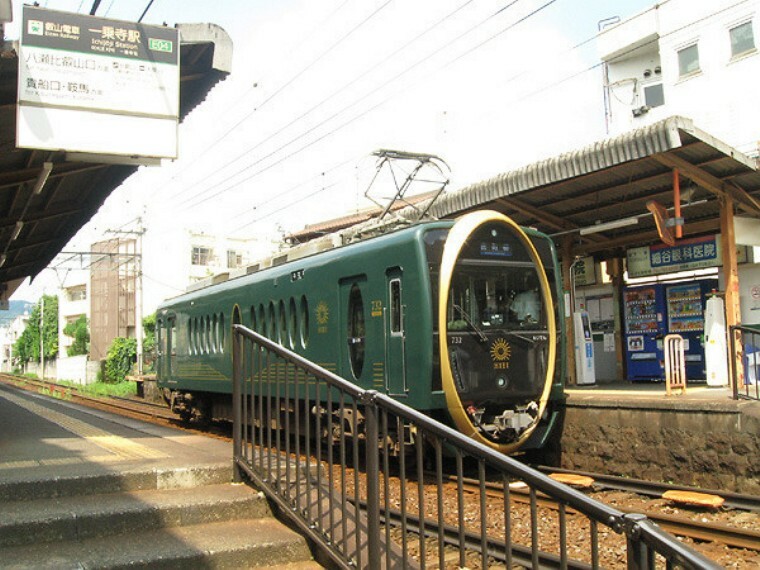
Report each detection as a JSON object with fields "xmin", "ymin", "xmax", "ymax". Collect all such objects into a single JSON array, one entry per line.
[
  {"xmin": 17, "ymin": 6, "xmax": 179, "ymax": 160},
  {"xmin": 627, "ymin": 234, "xmax": 748, "ymax": 278},
  {"xmin": 573, "ymin": 256, "xmax": 597, "ymax": 286}
]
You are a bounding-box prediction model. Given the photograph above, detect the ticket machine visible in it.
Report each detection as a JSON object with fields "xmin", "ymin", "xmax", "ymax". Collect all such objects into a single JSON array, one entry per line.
[{"xmin": 573, "ymin": 310, "xmax": 596, "ymax": 385}]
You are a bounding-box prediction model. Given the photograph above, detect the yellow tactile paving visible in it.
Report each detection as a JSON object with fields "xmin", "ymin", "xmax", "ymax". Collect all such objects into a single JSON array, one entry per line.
[{"xmin": 0, "ymin": 390, "xmax": 169, "ymax": 462}]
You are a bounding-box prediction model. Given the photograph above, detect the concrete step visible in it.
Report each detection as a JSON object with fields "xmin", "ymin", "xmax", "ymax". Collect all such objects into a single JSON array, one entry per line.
[
  {"xmin": 0, "ymin": 462, "xmax": 232, "ymax": 502},
  {"xmin": 0, "ymin": 483, "xmax": 270, "ymax": 548},
  {"xmin": 0, "ymin": 517, "xmax": 316, "ymax": 569}
]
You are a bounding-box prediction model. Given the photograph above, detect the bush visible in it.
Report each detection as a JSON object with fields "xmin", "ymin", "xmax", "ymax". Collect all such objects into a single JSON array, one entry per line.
[
  {"xmin": 104, "ymin": 337, "xmax": 137, "ymax": 383},
  {"xmin": 63, "ymin": 315, "xmax": 89, "ymax": 356}
]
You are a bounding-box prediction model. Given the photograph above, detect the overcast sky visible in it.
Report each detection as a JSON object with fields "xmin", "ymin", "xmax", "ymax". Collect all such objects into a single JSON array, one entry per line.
[{"xmin": 6, "ymin": 0, "xmax": 657, "ymax": 300}]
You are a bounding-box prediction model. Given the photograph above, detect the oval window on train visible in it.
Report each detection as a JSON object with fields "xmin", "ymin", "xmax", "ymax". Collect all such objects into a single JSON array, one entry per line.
[
  {"xmin": 268, "ymin": 302, "xmax": 276, "ymax": 341},
  {"xmin": 212, "ymin": 314, "xmax": 218, "ymax": 353},
  {"xmin": 219, "ymin": 312, "xmax": 225, "ymax": 353},
  {"xmin": 288, "ymin": 297, "xmax": 297, "ymax": 349},
  {"xmin": 347, "ymin": 284, "xmax": 365, "ymax": 379},
  {"xmin": 300, "ymin": 295, "xmax": 309, "ymax": 349},
  {"xmin": 250, "ymin": 306, "xmax": 257, "ymax": 332},
  {"xmin": 278, "ymin": 300, "xmax": 287, "ymax": 345},
  {"xmin": 258, "ymin": 304, "xmax": 266, "ymax": 335}
]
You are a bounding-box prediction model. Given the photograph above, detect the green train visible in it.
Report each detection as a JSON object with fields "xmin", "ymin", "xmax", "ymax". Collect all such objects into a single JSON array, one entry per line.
[{"xmin": 156, "ymin": 210, "xmax": 565, "ymax": 457}]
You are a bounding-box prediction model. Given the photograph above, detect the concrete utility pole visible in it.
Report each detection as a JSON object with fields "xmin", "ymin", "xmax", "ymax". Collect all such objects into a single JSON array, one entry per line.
[{"xmin": 39, "ymin": 294, "xmax": 44, "ymax": 379}]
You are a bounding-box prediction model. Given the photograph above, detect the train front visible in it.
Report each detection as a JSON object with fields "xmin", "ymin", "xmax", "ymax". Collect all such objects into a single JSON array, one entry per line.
[{"xmin": 437, "ymin": 211, "xmax": 558, "ymax": 454}]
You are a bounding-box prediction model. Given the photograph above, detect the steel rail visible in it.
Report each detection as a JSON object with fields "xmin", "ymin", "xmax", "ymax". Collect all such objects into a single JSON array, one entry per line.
[
  {"xmin": 537, "ymin": 466, "xmax": 760, "ymax": 513},
  {"xmin": 448, "ymin": 473, "xmax": 760, "ymax": 551}
]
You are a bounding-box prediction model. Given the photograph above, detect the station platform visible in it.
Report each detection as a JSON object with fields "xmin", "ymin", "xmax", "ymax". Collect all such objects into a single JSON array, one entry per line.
[
  {"xmin": 560, "ymin": 380, "xmax": 760, "ymax": 495},
  {"xmin": 0, "ymin": 380, "xmax": 230, "ymax": 481}
]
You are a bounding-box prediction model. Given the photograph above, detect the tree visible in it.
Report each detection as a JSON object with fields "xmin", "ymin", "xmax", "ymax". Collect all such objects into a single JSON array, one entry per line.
[
  {"xmin": 13, "ymin": 295, "xmax": 58, "ymax": 363},
  {"xmin": 142, "ymin": 313, "xmax": 156, "ymax": 372},
  {"xmin": 63, "ymin": 315, "xmax": 89, "ymax": 356},
  {"xmin": 104, "ymin": 337, "xmax": 137, "ymax": 383}
]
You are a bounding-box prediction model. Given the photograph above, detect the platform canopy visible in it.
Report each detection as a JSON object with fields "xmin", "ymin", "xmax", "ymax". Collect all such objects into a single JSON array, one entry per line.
[
  {"xmin": 0, "ymin": 22, "xmax": 232, "ymax": 302},
  {"xmin": 396, "ymin": 116, "xmax": 760, "ymax": 257}
]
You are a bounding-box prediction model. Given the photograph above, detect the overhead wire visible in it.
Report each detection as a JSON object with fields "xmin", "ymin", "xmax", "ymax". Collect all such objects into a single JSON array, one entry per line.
[
  {"xmin": 181, "ymin": 0, "xmax": 395, "ymax": 170},
  {"xmin": 176, "ymin": 0, "xmax": 529, "ymax": 211},
  {"xmin": 169, "ymin": 0, "xmax": 478, "ymax": 206}
]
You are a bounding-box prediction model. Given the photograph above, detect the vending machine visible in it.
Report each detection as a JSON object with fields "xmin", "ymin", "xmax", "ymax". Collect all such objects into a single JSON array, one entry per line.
[
  {"xmin": 623, "ymin": 284, "xmax": 666, "ymax": 380},
  {"xmin": 665, "ymin": 279, "xmax": 718, "ymax": 380}
]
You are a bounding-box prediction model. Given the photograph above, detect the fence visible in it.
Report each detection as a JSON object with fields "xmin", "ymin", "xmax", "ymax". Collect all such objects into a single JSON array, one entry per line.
[
  {"xmin": 730, "ymin": 325, "xmax": 760, "ymax": 401},
  {"xmin": 231, "ymin": 324, "xmax": 719, "ymax": 570}
]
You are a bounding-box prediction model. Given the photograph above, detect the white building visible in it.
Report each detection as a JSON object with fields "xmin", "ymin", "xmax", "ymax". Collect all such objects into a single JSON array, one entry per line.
[
  {"xmin": 599, "ymin": 0, "xmax": 759, "ymax": 157},
  {"xmin": 0, "ymin": 312, "xmax": 29, "ymax": 373},
  {"xmin": 141, "ymin": 227, "xmax": 276, "ymax": 313}
]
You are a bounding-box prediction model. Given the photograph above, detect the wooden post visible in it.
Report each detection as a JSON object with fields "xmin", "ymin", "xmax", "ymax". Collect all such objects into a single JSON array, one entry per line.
[
  {"xmin": 608, "ymin": 258, "xmax": 626, "ymax": 381},
  {"xmin": 561, "ymin": 236, "xmax": 576, "ymax": 386},
  {"xmin": 719, "ymin": 195, "xmax": 743, "ymax": 389}
]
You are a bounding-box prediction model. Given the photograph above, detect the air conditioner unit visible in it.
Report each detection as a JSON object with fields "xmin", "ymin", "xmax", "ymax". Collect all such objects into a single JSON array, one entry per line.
[{"xmin": 632, "ymin": 105, "xmax": 651, "ymax": 117}]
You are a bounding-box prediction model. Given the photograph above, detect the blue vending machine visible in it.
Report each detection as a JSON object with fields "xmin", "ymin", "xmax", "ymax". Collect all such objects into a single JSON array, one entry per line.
[
  {"xmin": 623, "ymin": 284, "xmax": 666, "ymax": 380},
  {"xmin": 665, "ymin": 279, "xmax": 718, "ymax": 380}
]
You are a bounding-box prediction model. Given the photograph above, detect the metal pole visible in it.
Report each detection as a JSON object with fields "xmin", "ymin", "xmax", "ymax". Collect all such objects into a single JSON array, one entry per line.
[
  {"xmin": 232, "ymin": 325, "xmax": 243, "ymax": 483},
  {"xmin": 363, "ymin": 392, "xmax": 381, "ymax": 570},
  {"xmin": 135, "ymin": 221, "xmax": 144, "ymax": 375}
]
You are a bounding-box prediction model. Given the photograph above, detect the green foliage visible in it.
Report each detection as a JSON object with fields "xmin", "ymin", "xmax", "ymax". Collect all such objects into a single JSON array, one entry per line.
[
  {"xmin": 142, "ymin": 313, "xmax": 156, "ymax": 372},
  {"xmin": 63, "ymin": 315, "xmax": 90, "ymax": 356},
  {"xmin": 13, "ymin": 295, "xmax": 58, "ymax": 362},
  {"xmin": 57, "ymin": 379, "xmax": 138, "ymax": 398},
  {"xmin": 104, "ymin": 337, "xmax": 137, "ymax": 383}
]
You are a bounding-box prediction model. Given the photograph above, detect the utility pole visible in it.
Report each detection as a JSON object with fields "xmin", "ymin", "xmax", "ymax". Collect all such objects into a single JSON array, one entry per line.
[{"xmin": 39, "ymin": 293, "xmax": 44, "ymax": 379}]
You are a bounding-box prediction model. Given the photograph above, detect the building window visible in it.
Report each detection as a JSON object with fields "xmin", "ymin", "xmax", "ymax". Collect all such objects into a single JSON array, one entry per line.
[
  {"xmin": 730, "ymin": 21, "xmax": 755, "ymax": 57},
  {"xmin": 643, "ymin": 83, "xmax": 664, "ymax": 108},
  {"xmin": 677, "ymin": 44, "xmax": 700, "ymax": 77},
  {"xmin": 191, "ymin": 246, "xmax": 213, "ymax": 266},
  {"xmin": 227, "ymin": 250, "xmax": 243, "ymax": 269},
  {"xmin": 67, "ymin": 285, "xmax": 86, "ymax": 302}
]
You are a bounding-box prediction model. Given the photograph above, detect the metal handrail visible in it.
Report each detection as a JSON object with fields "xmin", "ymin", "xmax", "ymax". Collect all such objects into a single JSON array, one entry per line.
[
  {"xmin": 730, "ymin": 325, "xmax": 760, "ymax": 401},
  {"xmin": 232, "ymin": 324, "xmax": 719, "ymax": 570}
]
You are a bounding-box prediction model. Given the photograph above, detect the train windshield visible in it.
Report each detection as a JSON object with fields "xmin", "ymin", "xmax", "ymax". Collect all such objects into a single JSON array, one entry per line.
[{"xmin": 447, "ymin": 263, "xmax": 545, "ymax": 333}]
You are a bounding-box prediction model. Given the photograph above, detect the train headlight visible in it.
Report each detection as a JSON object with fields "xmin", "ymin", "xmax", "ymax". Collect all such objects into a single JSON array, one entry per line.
[{"xmin": 496, "ymin": 376, "xmax": 508, "ymax": 389}]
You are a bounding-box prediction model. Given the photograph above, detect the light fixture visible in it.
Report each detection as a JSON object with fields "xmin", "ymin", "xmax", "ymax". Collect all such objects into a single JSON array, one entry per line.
[
  {"xmin": 579, "ymin": 217, "xmax": 639, "ymax": 235},
  {"xmin": 32, "ymin": 162, "xmax": 53, "ymax": 195}
]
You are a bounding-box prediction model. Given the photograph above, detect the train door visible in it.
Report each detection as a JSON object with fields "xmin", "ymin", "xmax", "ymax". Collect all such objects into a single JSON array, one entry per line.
[
  {"xmin": 385, "ymin": 268, "xmax": 407, "ymax": 396},
  {"xmin": 339, "ymin": 277, "xmax": 368, "ymax": 384},
  {"xmin": 165, "ymin": 314, "xmax": 176, "ymax": 378}
]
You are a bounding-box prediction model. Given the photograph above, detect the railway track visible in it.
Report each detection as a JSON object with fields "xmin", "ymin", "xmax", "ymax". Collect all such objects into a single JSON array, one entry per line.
[
  {"xmin": 3, "ymin": 373, "xmax": 757, "ymax": 561},
  {"xmin": 448, "ymin": 473, "xmax": 760, "ymax": 551}
]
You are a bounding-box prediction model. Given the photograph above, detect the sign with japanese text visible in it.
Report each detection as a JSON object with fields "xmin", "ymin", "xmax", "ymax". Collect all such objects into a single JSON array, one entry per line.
[
  {"xmin": 573, "ymin": 256, "xmax": 597, "ymax": 286},
  {"xmin": 17, "ymin": 6, "xmax": 179, "ymax": 159},
  {"xmin": 627, "ymin": 234, "xmax": 748, "ymax": 278}
]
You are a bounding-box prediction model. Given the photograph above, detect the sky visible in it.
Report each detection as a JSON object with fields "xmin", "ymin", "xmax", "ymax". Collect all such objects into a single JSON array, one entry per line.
[{"xmin": 5, "ymin": 0, "xmax": 657, "ymax": 301}]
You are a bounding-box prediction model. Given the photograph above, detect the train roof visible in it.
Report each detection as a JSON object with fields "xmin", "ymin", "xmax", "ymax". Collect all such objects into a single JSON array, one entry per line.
[{"xmin": 159, "ymin": 216, "xmax": 454, "ymax": 309}]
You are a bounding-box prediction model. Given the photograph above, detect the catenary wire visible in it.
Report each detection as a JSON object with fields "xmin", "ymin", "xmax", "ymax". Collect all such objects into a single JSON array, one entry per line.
[
  {"xmin": 176, "ymin": 0, "xmax": 529, "ymax": 211},
  {"xmin": 168, "ymin": 0, "xmax": 478, "ymax": 206}
]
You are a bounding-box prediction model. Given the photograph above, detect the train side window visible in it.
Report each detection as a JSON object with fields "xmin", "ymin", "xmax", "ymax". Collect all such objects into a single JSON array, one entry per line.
[
  {"xmin": 268, "ymin": 302, "xmax": 276, "ymax": 340},
  {"xmin": 196, "ymin": 317, "xmax": 202, "ymax": 354},
  {"xmin": 278, "ymin": 300, "xmax": 287, "ymax": 345},
  {"xmin": 219, "ymin": 313, "xmax": 225, "ymax": 353},
  {"xmin": 258, "ymin": 304, "xmax": 265, "ymax": 334},
  {"xmin": 205, "ymin": 315, "xmax": 211, "ymax": 354},
  {"xmin": 212, "ymin": 314, "xmax": 218, "ymax": 353},
  {"xmin": 250, "ymin": 306, "xmax": 257, "ymax": 332},
  {"xmin": 288, "ymin": 297, "xmax": 297, "ymax": 349},
  {"xmin": 300, "ymin": 295, "xmax": 309, "ymax": 348},
  {"xmin": 390, "ymin": 278, "xmax": 403, "ymax": 334},
  {"xmin": 169, "ymin": 317, "xmax": 177, "ymax": 356},
  {"xmin": 347, "ymin": 283, "xmax": 365, "ymax": 379},
  {"xmin": 188, "ymin": 319, "xmax": 194, "ymax": 355}
]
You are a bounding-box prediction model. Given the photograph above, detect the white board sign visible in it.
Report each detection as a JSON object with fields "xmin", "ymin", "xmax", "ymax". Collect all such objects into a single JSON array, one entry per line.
[{"xmin": 17, "ymin": 6, "xmax": 179, "ymax": 159}]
